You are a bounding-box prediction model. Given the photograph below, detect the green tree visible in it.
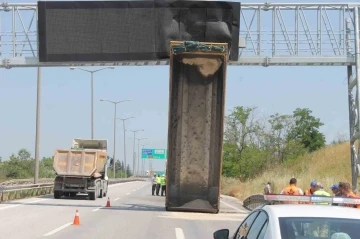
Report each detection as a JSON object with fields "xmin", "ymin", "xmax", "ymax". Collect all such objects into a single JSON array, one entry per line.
[
  {"xmin": 287, "ymin": 108, "xmax": 326, "ymax": 152},
  {"xmin": 18, "ymin": 149, "xmax": 31, "ymax": 161},
  {"xmin": 223, "ymin": 106, "xmax": 268, "ymax": 180},
  {"xmin": 126, "ymin": 164, "xmax": 132, "ymax": 178},
  {"xmin": 267, "ymin": 113, "xmax": 305, "ymax": 163}
]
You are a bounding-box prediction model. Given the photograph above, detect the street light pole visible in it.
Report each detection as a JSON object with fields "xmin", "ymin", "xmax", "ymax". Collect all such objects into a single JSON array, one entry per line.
[
  {"xmin": 70, "ymin": 66, "xmax": 115, "ymax": 139},
  {"xmin": 100, "ymin": 99, "xmax": 131, "ymax": 178},
  {"xmin": 141, "ymin": 144, "xmax": 146, "ymax": 177},
  {"xmin": 34, "ymin": 67, "xmax": 41, "ymax": 184},
  {"xmin": 91, "ymin": 72, "xmax": 94, "ymax": 139},
  {"xmin": 117, "ymin": 117, "xmax": 135, "ymax": 178},
  {"xmin": 130, "ymin": 130, "xmax": 144, "ymax": 176},
  {"xmin": 136, "ymin": 138, "xmax": 147, "ymax": 177}
]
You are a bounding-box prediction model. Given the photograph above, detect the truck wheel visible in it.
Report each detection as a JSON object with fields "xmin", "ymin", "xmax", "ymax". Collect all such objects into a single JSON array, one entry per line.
[
  {"xmin": 70, "ymin": 192, "xmax": 76, "ymax": 197},
  {"xmin": 54, "ymin": 191, "xmax": 61, "ymax": 199},
  {"xmin": 99, "ymin": 189, "xmax": 103, "ymax": 198},
  {"xmin": 89, "ymin": 192, "xmax": 96, "ymax": 200}
]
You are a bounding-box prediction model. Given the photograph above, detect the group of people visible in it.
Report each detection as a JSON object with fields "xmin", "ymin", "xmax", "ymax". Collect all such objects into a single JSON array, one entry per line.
[
  {"xmin": 264, "ymin": 178, "xmax": 360, "ymax": 208},
  {"xmin": 151, "ymin": 173, "xmax": 166, "ymax": 196}
]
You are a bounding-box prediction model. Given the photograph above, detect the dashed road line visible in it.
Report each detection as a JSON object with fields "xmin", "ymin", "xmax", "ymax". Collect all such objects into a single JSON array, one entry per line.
[
  {"xmin": 126, "ymin": 192, "xmax": 130, "ymax": 195},
  {"xmin": 93, "ymin": 207, "xmax": 102, "ymax": 212},
  {"xmin": 175, "ymin": 228, "xmax": 185, "ymax": 239},
  {"xmin": 114, "ymin": 198, "xmax": 120, "ymax": 201},
  {"xmin": 43, "ymin": 222, "xmax": 72, "ymax": 236},
  {"xmin": 133, "ymin": 189, "xmax": 137, "ymax": 191}
]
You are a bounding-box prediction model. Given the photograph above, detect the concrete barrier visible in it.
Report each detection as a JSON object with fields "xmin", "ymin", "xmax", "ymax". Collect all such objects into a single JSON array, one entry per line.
[{"xmin": 0, "ymin": 186, "xmax": 54, "ymax": 202}]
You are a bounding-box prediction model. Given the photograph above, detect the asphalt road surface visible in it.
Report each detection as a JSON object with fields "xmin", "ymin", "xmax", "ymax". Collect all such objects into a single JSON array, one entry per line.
[{"xmin": 0, "ymin": 181, "xmax": 249, "ymax": 239}]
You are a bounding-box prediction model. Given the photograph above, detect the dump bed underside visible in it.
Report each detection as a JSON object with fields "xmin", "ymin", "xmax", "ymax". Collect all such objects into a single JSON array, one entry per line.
[{"xmin": 166, "ymin": 41, "xmax": 227, "ymax": 213}]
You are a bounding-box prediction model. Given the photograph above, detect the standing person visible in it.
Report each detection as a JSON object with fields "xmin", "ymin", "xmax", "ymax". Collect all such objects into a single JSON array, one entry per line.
[
  {"xmin": 330, "ymin": 184, "xmax": 341, "ymax": 196},
  {"xmin": 330, "ymin": 183, "xmax": 341, "ymax": 206},
  {"xmin": 280, "ymin": 178, "xmax": 304, "ymax": 204},
  {"xmin": 151, "ymin": 173, "xmax": 157, "ymax": 196},
  {"xmin": 313, "ymin": 182, "xmax": 330, "ymax": 205},
  {"xmin": 280, "ymin": 178, "xmax": 304, "ymax": 195},
  {"xmin": 156, "ymin": 174, "xmax": 161, "ymax": 196},
  {"xmin": 264, "ymin": 182, "xmax": 271, "ymax": 195},
  {"xmin": 338, "ymin": 182, "xmax": 360, "ymax": 209},
  {"xmin": 160, "ymin": 174, "xmax": 166, "ymax": 196},
  {"xmin": 305, "ymin": 181, "xmax": 317, "ymax": 195}
]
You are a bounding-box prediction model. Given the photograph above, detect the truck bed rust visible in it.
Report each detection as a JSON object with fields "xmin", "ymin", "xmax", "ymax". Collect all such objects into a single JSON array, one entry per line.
[{"xmin": 166, "ymin": 42, "xmax": 227, "ymax": 213}]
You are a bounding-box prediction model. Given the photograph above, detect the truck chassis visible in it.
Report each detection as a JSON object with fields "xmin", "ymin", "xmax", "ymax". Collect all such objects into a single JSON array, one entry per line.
[{"xmin": 53, "ymin": 176, "xmax": 108, "ymax": 200}]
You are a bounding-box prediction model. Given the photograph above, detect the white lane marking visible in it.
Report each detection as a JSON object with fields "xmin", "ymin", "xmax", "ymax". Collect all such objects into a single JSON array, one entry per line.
[
  {"xmin": 114, "ymin": 198, "xmax": 120, "ymax": 201},
  {"xmin": 93, "ymin": 207, "xmax": 102, "ymax": 212},
  {"xmin": 133, "ymin": 189, "xmax": 137, "ymax": 191},
  {"xmin": 126, "ymin": 193, "xmax": 130, "ymax": 195},
  {"xmin": 0, "ymin": 198, "xmax": 48, "ymax": 211},
  {"xmin": 220, "ymin": 200, "xmax": 244, "ymax": 213},
  {"xmin": 43, "ymin": 222, "xmax": 72, "ymax": 236},
  {"xmin": 175, "ymin": 228, "xmax": 185, "ymax": 239}
]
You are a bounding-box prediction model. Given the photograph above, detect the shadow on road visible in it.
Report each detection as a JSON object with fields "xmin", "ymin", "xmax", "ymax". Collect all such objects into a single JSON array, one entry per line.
[{"xmin": 101, "ymin": 203, "xmax": 166, "ymax": 212}]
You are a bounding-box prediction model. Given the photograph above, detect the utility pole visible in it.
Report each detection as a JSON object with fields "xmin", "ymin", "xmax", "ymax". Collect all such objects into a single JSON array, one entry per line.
[
  {"xmin": 130, "ymin": 130, "xmax": 144, "ymax": 176},
  {"xmin": 117, "ymin": 117, "xmax": 135, "ymax": 178},
  {"xmin": 70, "ymin": 66, "xmax": 115, "ymax": 139},
  {"xmin": 141, "ymin": 144, "xmax": 146, "ymax": 177},
  {"xmin": 136, "ymin": 138, "xmax": 147, "ymax": 177},
  {"xmin": 34, "ymin": 67, "xmax": 41, "ymax": 184},
  {"xmin": 100, "ymin": 99, "xmax": 131, "ymax": 178}
]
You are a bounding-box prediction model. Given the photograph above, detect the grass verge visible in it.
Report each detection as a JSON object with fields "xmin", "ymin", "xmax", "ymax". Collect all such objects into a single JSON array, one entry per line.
[{"xmin": 221, "ymin": 142, "xmax": 353, "ymax": 200}]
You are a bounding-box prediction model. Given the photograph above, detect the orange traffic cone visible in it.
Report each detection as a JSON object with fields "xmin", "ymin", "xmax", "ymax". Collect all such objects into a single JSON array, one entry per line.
[
  {"xmin": 106, "ymin": 197, "xmax": 111, "ymax": 207},
  {"xmin": 73, "ymin": 210, "xmax": 80, "ymax": 225}
]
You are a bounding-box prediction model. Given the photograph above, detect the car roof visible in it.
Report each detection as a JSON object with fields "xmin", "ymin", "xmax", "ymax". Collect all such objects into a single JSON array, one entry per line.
[{"xmin": 262, "ymin": 204, "xmax": 360, "ymax": 219}]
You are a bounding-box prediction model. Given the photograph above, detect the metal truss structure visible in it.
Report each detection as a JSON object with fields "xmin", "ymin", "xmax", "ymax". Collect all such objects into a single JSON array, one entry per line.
[{"xmin": 1, "ymin": 2, "xmax": 360, "ymax": 190}]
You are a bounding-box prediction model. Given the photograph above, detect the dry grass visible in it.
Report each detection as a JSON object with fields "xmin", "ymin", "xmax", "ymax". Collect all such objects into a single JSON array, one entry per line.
[{"xmin": 221, "ymin": 142, "xmax": 352, "ymax": 201}]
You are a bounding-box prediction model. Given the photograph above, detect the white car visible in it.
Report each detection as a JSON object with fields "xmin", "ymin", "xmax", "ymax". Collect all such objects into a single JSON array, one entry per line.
[{"xmin": 213, "ymin": 195, "xmax": 360, "ymax": 239}]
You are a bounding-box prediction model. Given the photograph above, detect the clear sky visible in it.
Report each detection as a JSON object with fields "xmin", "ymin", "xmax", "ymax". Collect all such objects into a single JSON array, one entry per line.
[{"xmin": 0, "ymin": 0, "xmax": 354, "ymax": 171}]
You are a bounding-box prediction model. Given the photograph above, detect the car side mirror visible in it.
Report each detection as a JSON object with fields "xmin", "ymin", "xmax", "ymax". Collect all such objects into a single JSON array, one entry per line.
[{"xmin": 213, "ymin": 229, "xmax": 229, "ymax": 239}]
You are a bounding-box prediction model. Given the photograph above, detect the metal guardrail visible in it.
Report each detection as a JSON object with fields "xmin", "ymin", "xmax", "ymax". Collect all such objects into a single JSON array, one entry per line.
[{"xmin": 0, "ymin": 178, "xmax": 145, "ymax": 202}]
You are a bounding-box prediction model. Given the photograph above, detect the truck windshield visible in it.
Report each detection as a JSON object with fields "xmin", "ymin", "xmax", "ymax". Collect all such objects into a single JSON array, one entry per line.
[{"xmin": 279, "ymin": 217, "xmax": 360, "ymax": 238}]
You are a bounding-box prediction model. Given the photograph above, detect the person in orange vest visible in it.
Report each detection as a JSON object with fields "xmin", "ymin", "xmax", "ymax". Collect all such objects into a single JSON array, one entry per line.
[
  {"xmin": 305, "ymin": 180, "xmax": 317, "ymax": 195},
  {"xmin": 280, "ymin": 178, "xmax": 304, "ymax": 195},
  {"xmin": 280, "ymin": 178, "xmax": 304, "ymax": 204},
  {"xmin": 338, "ymin": 182, "xmax": 360, "ymax": 209}
]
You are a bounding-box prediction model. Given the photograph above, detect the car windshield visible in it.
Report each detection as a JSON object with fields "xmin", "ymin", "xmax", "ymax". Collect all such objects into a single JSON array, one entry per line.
[{"xmin": 279, "ymin": 217, "xmax": 360, "ymax": 239}]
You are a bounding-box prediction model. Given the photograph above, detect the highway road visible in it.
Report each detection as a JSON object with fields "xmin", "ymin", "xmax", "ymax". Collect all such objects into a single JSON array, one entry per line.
[{"xmin": 0, "ymin": 181, "xmax": 249, "ymax": 239}]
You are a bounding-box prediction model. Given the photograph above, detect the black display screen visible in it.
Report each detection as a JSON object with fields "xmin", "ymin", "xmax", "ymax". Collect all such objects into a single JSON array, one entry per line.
[{"xmin": 38, "ymin": 0, "xmax": 240, "ymax": 62}]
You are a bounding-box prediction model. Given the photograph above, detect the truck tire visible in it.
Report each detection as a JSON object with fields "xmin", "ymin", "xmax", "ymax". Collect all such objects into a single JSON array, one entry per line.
[
  {"xmin": 54, "ymin": 191, "xmax": 61, "ymax": 199},
  {"xmin": 99, "ymin": 189, "xmax": 103, "ymax": 198},
  {"xmin": 89, "ymin": 192, "xmax": 96, "ymax": 200},
  {"xmin": 70, "ymin": 192, "xmax": 77, "ymax": 197}
]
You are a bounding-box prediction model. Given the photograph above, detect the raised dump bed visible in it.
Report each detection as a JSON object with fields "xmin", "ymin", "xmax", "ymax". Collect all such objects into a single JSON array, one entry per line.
[
  {"xmin": 53, "ymin": 139, "xmax": 108, "ymax": 177},
  {"xmin": 166, "ymin": 41, "xmax": 227, "ymax": 213}
]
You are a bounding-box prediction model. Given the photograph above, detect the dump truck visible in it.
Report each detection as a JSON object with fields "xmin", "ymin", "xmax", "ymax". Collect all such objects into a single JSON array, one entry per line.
[
  {"xmin": 53, "ymin": 138, "xmax": 109, "ymax": 200},
  {"xmin": 165, "ymin": 41, "xmax": 228, "ymax": 213}
]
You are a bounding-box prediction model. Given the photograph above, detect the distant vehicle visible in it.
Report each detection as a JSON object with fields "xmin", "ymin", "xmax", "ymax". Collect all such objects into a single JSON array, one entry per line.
[
  {"xmin": 213, "ymin": 194, "xmax": 360, "ymax": 239},
  {"xmin": 52, "ymin": 138, "xmax": 109, "ymax": 200}
]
